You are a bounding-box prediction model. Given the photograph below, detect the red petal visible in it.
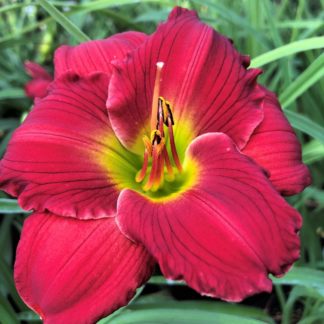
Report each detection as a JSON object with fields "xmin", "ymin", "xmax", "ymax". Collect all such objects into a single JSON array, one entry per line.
[
  {"xmin": 243, "ymin": 89, "xmax": 311, "ymax": 195},
  {"xmin": 25, "ymin": 61, "xmax": 52, "ymax": 80},
  {"xmin": 107, "ymin": 7, "xmax": 264, "ymax": 153},
  {"xmin": 15, "ymin": 212, "xmax": 154, "ymax": 323},
  {"xmin": 25, "ymin": 79, "xmax": 52, "ymax": 99},
  {"xmin": 24, "ymin": 61, "xmax": 53, "ymax": 99},
  {"xmin": 0, "ymin": 72, "xmax": 123, "ymax": 219},
  {"xmin": 54, "ymin": 31, "xmax": 147, "ymax": 77},
  {"xmin": 117, "ymin": 132, "xmax": 301, "ymax": 301}
]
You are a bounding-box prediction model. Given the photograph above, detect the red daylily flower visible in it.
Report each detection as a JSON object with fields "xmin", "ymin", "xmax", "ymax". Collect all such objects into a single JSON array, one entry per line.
[
  {"xmin": 24, "ymin": 61, "xmax": 53, "ymax": 99},
  {"xmin": 0, "ymin": 7, "xmax": 311, "ymax": 324}
]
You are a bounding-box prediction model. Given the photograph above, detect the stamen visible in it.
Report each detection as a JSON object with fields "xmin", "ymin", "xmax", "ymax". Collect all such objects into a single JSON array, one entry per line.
[
  {"xmin": 152, "ymin": 154, "xmax": 165, "ymax": 192},
  {"xmin": 136, "ymin": 62, "xmax": 184, "ymax": 191},
  {"xmin": 151, "ymin": 130, "xmax": 162, "ymax": 145},
  {"xmin": 143, "ymin": 145, "xmax": 160, "ymax": 191},
  {"xmin": 163, "ymin": 147, "xmax": 174, "ymax": 181},
  {"xmin": 157, "ymin": 98, "xmax": 165, "ymax": 135},
  {"xmin": 159, "ymin": 96, "xmax": 169, "ymax": 125},
  {"xmin": 135, "ymin": 136, "xmax": 152, "ymax": 182},
  {"xmin": 167, "ymin": 116, "xmax": 182, "ymax": 173},
  {"xmin": 143, "ymin": 135, "xmax": 152, "ymax": 155},
  {"xmin": 150, "ymin": 62, "xmax": 164, "ymax": 131},
  {"xmin": 164, "ymin": 101, "xmax": 174, "ymax": 126},
  {"xmin": 135, "ymin": 149, "xmax": 149, "ymax": 183}
]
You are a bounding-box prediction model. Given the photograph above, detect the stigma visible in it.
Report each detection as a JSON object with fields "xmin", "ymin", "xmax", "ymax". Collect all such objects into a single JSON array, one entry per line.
[{"xmin": 136, "ymin": 62, "xmax": 182, "ymax": 192}]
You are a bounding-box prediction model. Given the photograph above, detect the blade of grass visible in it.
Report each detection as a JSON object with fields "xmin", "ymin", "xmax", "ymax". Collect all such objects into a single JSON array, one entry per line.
[
  {"xmin": 0, "ymin": 119, "xmax": 19, "ymax": 131},
  {"xmin": 0, "ymin": 0, "xmax": 171, "ymax": 48},
  {"xmin": 17, "ymin": 311, "xmax": 41, "ymax": 322},
  {"xmin": 0, "ymin": 199, "xmax": 27, "ymax": 214},
  {"xmin": 290, "ymin": 0, "xmax": 306, "ymax": 42},
  {"xmin": 0, "ymin": 1, "xmax": 77, "ymax": 14},
  {"xmin": 262, "ymin": 0, "xmax": 294, "ymax": 90},
  {"xmin": 0, "ymin": 130, "xmax": 14, "ymax": 157},
  {"xmin": 302, "ymin": 139, "xmax": 324, "ymax": 164},
  {"xmin": 299, "ymin": 314, "xmax": 324, "ymax": 324},
  {"xmin": 250, "ymin": 37, "xmax": 324, "ymax": 67},
  {"xmin": 0, "ymin": 88, "xmax": 25, "ymax": 100},
  {"xmin": 106, "ymin": 303, "xmax": 272, "ymax": 324},
  {"xmin": 245, "ymin": 0, "xmax": 262, "ymax": 56},
  {"xmin": 190, "ymin": 0, "xmax": 269, "ymax": 48},
  {"xmin": 284, "ymin": 110, "xmax": 324, "ymax": 144},
  {"xmin": 281, "ymin": 286, "xmax": 322, "ymax": 324},
  {"xmin": 0, "ymin": 3, "xmax": 27, "ymax": 14},
  {"xmin": 38, "ymin": 0, "xmax": 90, "ymax": 43},
  {"xmin": 279, "ymin": 54, "xmax": 324, "ymax": 108},
  {"xmin": 75, "ymin": 0, "xmax": 171, "ymax": 13},
  {"xmin": 274, "ymin": 20, "xmax": 324, "ymax": 29},
  {"xmin": 0, "ymin": 257, "xmax": 29, "ymax": 311},
  {"xmin": 0, "ymin": 295, "xmax": 19, "ymax": 324},
  {"xmin": 272, "ymin": 267, "xmax": 324, "ymax": 296}
]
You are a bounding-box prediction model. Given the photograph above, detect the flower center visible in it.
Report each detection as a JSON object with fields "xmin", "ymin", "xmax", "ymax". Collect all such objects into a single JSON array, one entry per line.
[{"xmin": 135, "ymin": 62, "xmax": 182, "ymax": 192}]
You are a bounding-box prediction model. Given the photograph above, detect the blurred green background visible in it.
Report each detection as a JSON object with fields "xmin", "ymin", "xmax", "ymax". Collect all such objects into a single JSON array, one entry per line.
[{"xmin": 0, "ymin": 0, "xmax": 323, "ymax": 323}]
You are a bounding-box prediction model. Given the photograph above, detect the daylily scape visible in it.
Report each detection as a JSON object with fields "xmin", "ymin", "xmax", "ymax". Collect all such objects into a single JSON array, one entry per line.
[{"xmin": 0, "ymin": 7, "xmax": 311, "ymax": 324}]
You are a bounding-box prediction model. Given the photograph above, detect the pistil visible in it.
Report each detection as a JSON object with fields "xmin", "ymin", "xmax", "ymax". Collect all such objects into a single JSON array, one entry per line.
[{"xmin": 137, "ymin": 62, "xmax": 182, "ymax": 192}]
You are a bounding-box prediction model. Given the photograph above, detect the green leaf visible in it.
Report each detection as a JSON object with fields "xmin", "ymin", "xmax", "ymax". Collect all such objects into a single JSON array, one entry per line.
[
  {"xmin": 191, "ymin": 0, "xmax": 268, "ymax": 48},
  {"xmin": 0, "ymin": 3, "xmax": 26, "ymax": 14},
  {"xmin": 302, "ymin": 139, "xmax": 324, "ymax": 164},
  {"xmin": 0, "ymin": 130, "xmax": 14, "ymax": 157},
  {"xmin": 298, "ymin": 313, "xmax": 324, "ymax": 324},
  {"xmin": 272, "ymin": 267, "xmax": 324, "ymax": 296},
  {"xmin": 274, "ymin": 19, "xmax": 324, "ymax": 30},
  {"xmin": 301, "ymin": 186, "xmax": 324, "ymax": 211},
  {"xmin": 0, "ymin": 119, "xmax": 19, "ymax": 131},
  {"xmin": 250, "ymin": 37, "xmax": 324, "ymax": 67},
  {"xmin": 99, "ymin": 286, "xmax": 145, "ymax": 322},
  {"xmin": 0, "ymin": 0, "xmax": 168, "ymax": 48},
  {"xmin": 0, "ymin": 199, "xmax": 27, "ymax": 214},
  {"xmin": 284, "ymin": 110, "xmax": 324, "ymax": 144},
  {"xmin": 107, "ymin": 302, "xmax": 273, "ymax": 324},
  {"xmin": 280, "ymin": 54, "xmax": 324, "ymax": 108},
  {"xmin": 135, "ymin": 9, "xmax": 170, "ymax": 23},
  {"xmin": 38, "ymin": 0, "xmax": 90, "ymax": 43},
  {"xmin": 0, "ymin": 257, "xmax": 28, "ymax": 311},
  {"xmin": 0, "ymin": 216, "xmax": 12, "ymax": 252},
  {"xmin": 0, "ymin": 88, "xmax": 25, "ymax": 100},
  {"xmin": 17, "ymin": 311, "xmax": 41, "ymax": 322},
  {"xmin": 0, "ymin": 295, "xmax": 19, "ymax": 324},
  {"xmin": 281, "ymin": 286, "xmax": 323, "ymax": 324},
  {"xmin": 75, "ymin": 0, "xmax": 171, "ymax": 13},
  {"xmin": 148, "ymin": 276, "xmax": 185, "ymax": 286}
]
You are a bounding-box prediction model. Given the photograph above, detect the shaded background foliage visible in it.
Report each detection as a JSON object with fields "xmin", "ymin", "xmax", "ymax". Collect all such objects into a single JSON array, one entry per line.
[{"xmin": 0, "ymin": 0, "xmax": 323, "ymax": 323}]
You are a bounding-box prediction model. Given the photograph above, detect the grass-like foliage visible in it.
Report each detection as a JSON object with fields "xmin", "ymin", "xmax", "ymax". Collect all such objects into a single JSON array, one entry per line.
[{"xmin": 0, "ymin": 0, "xmax": 323, "ymax": 323}]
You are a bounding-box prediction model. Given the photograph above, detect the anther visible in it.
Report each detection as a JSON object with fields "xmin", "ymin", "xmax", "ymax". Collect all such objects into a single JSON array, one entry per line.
[
  {"xmin": 157, "ymin": 98, "xmax": 165, "ymax": 134},
  {"xmin": 165, "ymin": 101, "xmax": 174, "ymax": 126},
  {"xmin": 151, "ymin": 130, "xmax": 162, "ymax": 145},
  {"xmin": 157, "ymin": 98, "xmax": 164, "ymax": 121}
]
